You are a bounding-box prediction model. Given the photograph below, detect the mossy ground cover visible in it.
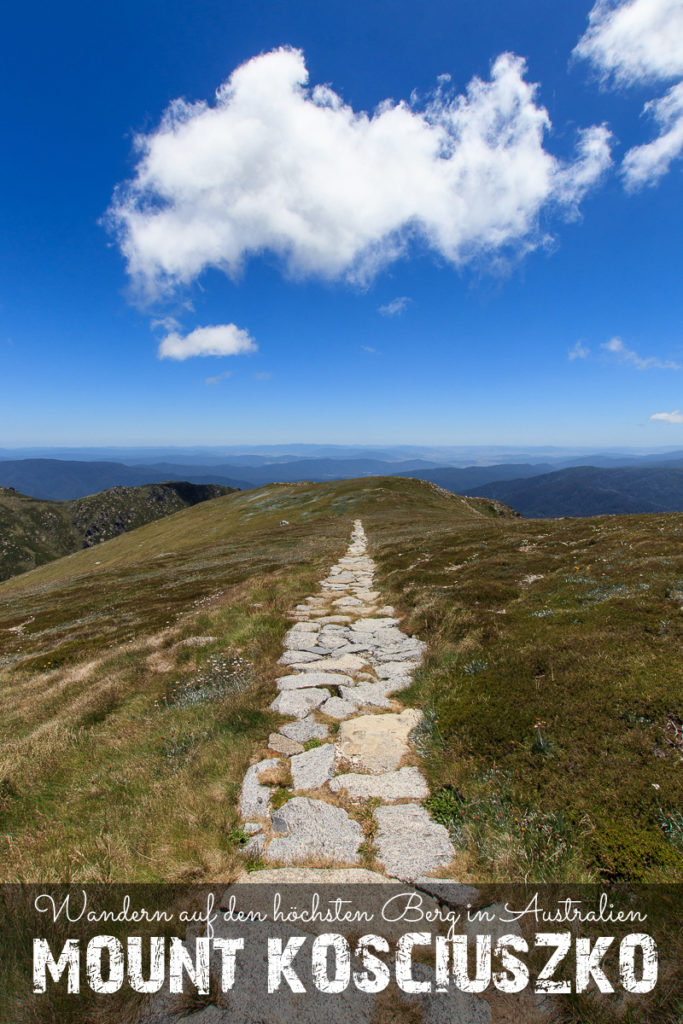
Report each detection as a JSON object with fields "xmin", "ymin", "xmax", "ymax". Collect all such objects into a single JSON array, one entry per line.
[
  {"xmin": 361, "ymin": 500, "xmax": 683, "ymax": 884},
  {"xmin": 0, "ymin": 477, "xmax": 681, "ymax": 886}
]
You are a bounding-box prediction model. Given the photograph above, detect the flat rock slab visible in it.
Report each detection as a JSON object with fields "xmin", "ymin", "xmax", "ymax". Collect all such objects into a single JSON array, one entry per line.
[
  {"xmin": 278, "ymin": 650, "xmax": 323, "ymax": 664},
  {"xmin": 280, "ymin": 716, "xmax": 329, "ymax": 742},
  {"xmin": 290, "ymin": 743, "xmax": 335, "ymax": 790},
  {"xmin": 270, "ymin": 688, "xmax": 330, "ymax": 718},
  {"xmin": 297, "ymin": 654, "xmax": 367, "ymax": 674},
  {"xmin": 339, "ymin": 682, "xmax": 392, "ymax": 708},
  {"xmin": 336, "ymin": 709, "xmax": 422, "ymax": 774},
  {"xmin": 329, "ymin": 766, "xmax": 429, "ymax": 801},
  {"xmin": 233, "ymin": 867, "xmax": 391, "ymax": 885},
  {"xmin": 239, "ymin": 760, "xmax": 272, "ymax": 819},
  {"xmin": 268, "ymin": 797, "xmax": 363, "ymax": 865},
  {"xmin": 268, "ymin": 733, "xmax": 304, "ymax": 756},
  {"xmin": 276, "ymin": 671, "xmax": 351, "ymax": 691},
  {"xmin": 278, "ymin": 671, "xmax": 353, "ymax": 689},
  {"xmin": 375, "ymin": 660, "xmax": 420, "ymax": 677},
  {"xmin": 374, "ymin": 803, "xmax": 455, "ymax": 881},
  {"xmin": 351, "ymin": 617, "xmax": 400, "ymax": 631},
  {"xmin": 319, "ymin": 695, "xmax": 359, "ymax": 719}
]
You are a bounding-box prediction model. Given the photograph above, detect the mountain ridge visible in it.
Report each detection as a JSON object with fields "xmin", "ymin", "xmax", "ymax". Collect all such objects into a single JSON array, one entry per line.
[{"xmin": 0, "ymin": 480, "xmax": 236, "ymax": 581}]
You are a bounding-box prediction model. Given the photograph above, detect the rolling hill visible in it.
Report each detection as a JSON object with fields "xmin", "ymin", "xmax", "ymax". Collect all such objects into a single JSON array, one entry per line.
[
  {"xmin": 470, "ymin": 466, "xmax": 683, "ymax": 517},
  {"xmin": 0, "ymin": 481, "xmax": 236, "ymax": 581},
  {"xmin": 0, "ymin": 476, "xmax": 680, "ymax": 899}
]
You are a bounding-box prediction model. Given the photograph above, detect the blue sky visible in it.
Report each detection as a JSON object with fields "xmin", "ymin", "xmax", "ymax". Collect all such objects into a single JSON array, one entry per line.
[{"xmin": 1, "ymin": 0, "xmax": 682, "ymax": 446}]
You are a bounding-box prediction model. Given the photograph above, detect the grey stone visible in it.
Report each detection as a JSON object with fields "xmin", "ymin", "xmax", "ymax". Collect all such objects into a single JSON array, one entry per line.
[
  {"xmin": 296, "ymin": 654, "xmax": 366, "ymax": 674},
  {"xmin": 278, "ymin": 649, "xmax": 323, "ymax": 664},
  {"xmin": 375, "ymin": 660, "xmax": 419, "ymax": 677},
  {"xmin": 268, "ymin": 732, "xmax": 304, "ymax": 756},
  {"xmin": 329, "ymin": 766, "xmax": 429, "ymax": 801},
  {"xmin": 351, "ymin": 617, "xmax": 400, "ymax": 631},
  {"xmin": 243, "ymin": 822, "xmax": 262, "ymax": 835},
  {"xmin": 338, "ymin": 682, "xmax": 392, "ymax": 708},
  {"xmin": 290, "ymin": 744, "xmax": 335, "ymax": 790},
  {"xmin": 278, "ymin": 670, "xmax": 353, "ymax": 688},
  {"xmin": 270, "ymin": 688, "xmax": 330, "ymax": 718},
  {"xmin": 233, "ymin": 867, "xmax": 391, "ymax": 884},
  {"xmin": 316, "ymin": 633, "xmax": 348, "ymax": 649},
  {"xmin": 374, "ymin": 804, "xmax": 455, "ymax": 881},
  {"xmin": 319, "ymin": 696, "xmax": 359, "ymax": 719},
  {"xmin": 268, "ymin": 797, "xmax": 363, "ymax": 865},
  {"xmin": 336, "ymin": 709, "xmax": 422, "ymax": 774},
  {"xmin": 280, "ymin": 716, "xmax": 329, "ymax": 742},
  {"xmin": 239, "ymin": 760, "xmax": 272, "ymax": 819}
]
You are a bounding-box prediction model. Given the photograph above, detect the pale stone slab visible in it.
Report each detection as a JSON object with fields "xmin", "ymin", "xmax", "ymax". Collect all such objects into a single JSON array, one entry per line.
[
  {"xmin": 319, "ymin": 696, "xmax": 359, "ymax": 719},
  {"xmin": 280, "ymin": 716, "xmax": 329, "ymax": 742},
  {"xmin": 296, "ymin": 654, "xmax": 367, "ymax": 674},
  {"xmin": 290, "ymin": 744, "xmax": 335, "ymax": 790},
  {"xmin": 316, "ymin": 633, "xmax": 348, "ymax": 649},
  {"xmin": 278, "ymin": 650, "xmax": 323, "ymax": 664},
  {"xmin": 338, "ymin": 683, "xmax": 392, "ymax": 708},
  {"xmin": 239, "ymin": 760, "xmax": 272, "ymax": 819},
  {"xmin": 329, "ymin": 766, "xmax": 429, "ymax": 801},
  {"xmin": 270, "ymin": 688, "xmax": 330, "ymax": 718},
  {"xmin": 374, "ymin": 803, "xmax": 455, "ymax": 881},
  {"xmin": 276, "ymin": 671, "xmax": 351, "ymax": 691},
  {"xmin": 268, "ymin": 798, "xmax": 363, "ymax": 864},
  {"xmin": 268, "ymin": 732, "xmax": 304, "ymax": 756},
  {"xmin": 375, "ymin": 660, "xmax": 420, "ymax": 677},
  {"xmin": 234, "ymin": 867, "xmax": 391, "ymax": 884},
  {"xmin": 278, "ymin": 670, "xmax": 353, "ymax": 688},
  {"xmin": 336, "ymin": 709, "xmax": 422, "ymax": 773},
  {"xmin": 351, "ymin": 619, "xmax": 401, "ymax": 633}
]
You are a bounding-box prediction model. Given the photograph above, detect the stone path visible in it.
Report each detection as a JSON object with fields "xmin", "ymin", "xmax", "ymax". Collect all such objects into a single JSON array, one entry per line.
[{"xmin": 239, "ymin": 519, "xmax": 456, "ymax": 882}]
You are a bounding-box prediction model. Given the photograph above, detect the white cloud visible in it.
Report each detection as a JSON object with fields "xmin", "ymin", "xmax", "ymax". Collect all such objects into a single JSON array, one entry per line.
[
  {"xmin": 650, "ymin": 409, "xmax": 683, "ymax": 423},
  {"xmin": 158, "ymin": 323, "xmax": 257, "ymax": 361},
  {"xmin": 575, "ymin": 0, "xmax": 683, "ymax": 188},
  {"xmin": 569, "ymin": 340, "xmax": 590, "ymax": 360},
  {"xmin": 602, "ymin": 336, "xmax": 681, "ymax": 370},
  {"xmin": 205, "ymin": 370, "xmax": 233, "ymax": 384},
  {"xmin": 108, "ymin": 47, "xmax": 611, "ymax": 300},
  {"xmin": 378, "ymin": 296, "xmax": 411, "ymax": 317},
  {"xmin": 622, "ymin": 81, "xmax": 683, "ymax": 188},
  {"xmin": 361, "ymin": 345, "xmax": 379, "ymax": 354},
  {"xmin": 574, "ymin": 0, "xmax": 683, "ymax": 86}
]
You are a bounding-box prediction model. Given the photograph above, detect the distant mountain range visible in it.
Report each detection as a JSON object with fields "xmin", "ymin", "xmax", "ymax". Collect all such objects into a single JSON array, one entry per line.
[
  {"xmin": 2, "ymin": 450, "xmax": 683, "ymax": 516},
  {"xmin": 469, "ymin": 466, "xmax": 683, "ymax": 517},
  {"xmin": 0, "ymin": 460, "xmax": 252, "ymax": 500},
  {"xmin": 0, "ymin": 481, "xmax": 235, "ymax": 581}
]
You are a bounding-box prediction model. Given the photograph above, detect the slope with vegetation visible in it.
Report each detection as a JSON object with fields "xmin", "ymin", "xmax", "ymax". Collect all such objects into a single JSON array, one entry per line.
[
  {"xmin": 0, "ymin": 476, "xmax": 680, "ymax": 891},
  {"xmin": 0, "ymin": 482, "xmax": 236, "ymax": 582}
]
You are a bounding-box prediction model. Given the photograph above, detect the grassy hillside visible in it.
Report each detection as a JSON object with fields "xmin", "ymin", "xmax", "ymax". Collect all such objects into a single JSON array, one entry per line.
[
  {"xmin": 0, "ymin": 481, "xmax": 236, "ymax": 581},
  {"xmin": 0, "ymin": 477, "xmax": 681, "ymax": 888},
  {"xmin": 471, "ymin": 465, "xmax": 683, "ymax": 517}
]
